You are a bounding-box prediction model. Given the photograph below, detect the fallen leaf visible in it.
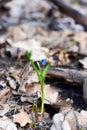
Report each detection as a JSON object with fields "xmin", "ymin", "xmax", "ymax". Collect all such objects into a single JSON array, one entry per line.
[
  {"xmin": 18, "ymin": 63, "xmax": 39, "ymax": 93},
  {"xmin": 7, "ymin": 38, "xmax": 48, "ymax": 61},
  {"xmin": 58, "ymin": 51, "xmax": 70, "ymax": 65},
  {"xmin": 0, "ymin": 116, "xmax": 17, "ymax": 130},
  {"xmin": 20, "ymin": 95, "xmax": 36, "ymax": 104},
  {"xmin": 52, "ymin": 98, "xmax": 73, "ymax": 113},
  {"xmin": 0, "ymin": 87, "xmax": 10, "ymax": 99},
  {"xmin": 0, "ymin": 80, "xmax": 6, "ymax": 88},
  {"xmin": 13, "ymin": 108, "xmax": 32, "ymax": 127},
  {"xmin": 25, "ymin": 83, "xmax": 58, "ymax": 104},
  {"xmin": 0, "ymin": 87, "xmax": 11, "ymax": 104},
  {"xmin": 12, "ymin": 26, "xmax": 27, "ymax": 42},
  {"xmin": 74, "ymin": 32, "xmax": 87, "ymax": 55},
  {"xmin": 6, "ymin": 47, "xmax": 19, "ymax": 58},
  {"xmin": 7, "ymin": 76, "xmax": 17, "ymax": 90},
  {"xmin": 25, "ymin": 83, "xmax": 41, "ymax": 95},
  {"xmin": 0, "ymin": 104, "xmax": 10, "ymax": 116},
  {"xmin": 44, "ymin": 85, "xmax": 59, "ymax": 104}
]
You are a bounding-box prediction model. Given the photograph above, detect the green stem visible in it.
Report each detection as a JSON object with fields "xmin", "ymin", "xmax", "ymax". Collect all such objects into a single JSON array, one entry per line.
[{"xmin": 41, "ymin": 81, "xmax": 45, "ymax": 114}]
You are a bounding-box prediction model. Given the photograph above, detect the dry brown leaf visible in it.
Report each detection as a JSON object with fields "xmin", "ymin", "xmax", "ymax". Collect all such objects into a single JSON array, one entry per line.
[
  {"xmin": 0, "ymin": 87, "xmax": 11, "ymax": 105},
  {"xmin": 0, "ymin": 80, "xmax": 6, "ymax": 88},
  {"xmin": 20, "ymin": 95, "xmax": 36, "ymax": 104},
  {"xmin": 58, "ymin": 51, "xmax": 65, "ymax": 64},
  {"xmin": 58, "ymin": 51, "xmax": 68, "ymax": 65},
  {"xmin": 6, "ymin": 47, "xmax": 19, "ymax": 58},
  {"xmin": 44, "ymin": 85, "xmax": 59, "ymax": 104},
  {"xmin": 7, "ymin": 76, "xmax": 17, "ymax": 90},
  {"xmin": 74, "ymin": 32, "xmax": 87, "ymax": 55},
  {"xmin": 24, "ymin": 83, "xmax": 41, "ymax": 95},
  {"xmin": 68, "ymin": 45, "xmax": 78, "ymax": 53},
  {"xmin": 24, "ymin": 83, "xmax": 58, "ymax": 104},
  {"xmin": 19, "ymin": 63, "xmax": 39, "ymax": 93},
  {"xmin": 0, "ymin": 87, "xmax": 10, "ymax": 99},
  {"xmin": 37, "ymin": 26, "xmax": 48, "ymax": 36},
  {"xmin": 12, "ymin": 26, "xmax": 27, "ymax": 42},
  {"xmin": 13, "ymin": 108, "xmax": 32, "ymax": 127},
  {"xmin": 26, "ymin": 83, "xmax": 58, "ymax": 103},
  {"xmin": 0, "ymin": 40, "xmax": 6, "ymax": 49},
  {"xmin": 7, "ymin": 38, "xmax": 48, "ymax": 61},
  {"xmin": 0, "ymin": 104, "xmax": 10, "ymax": 117},
  {"xmin": 19, "ymin": 72, "xmax": 39, "ymax": 92}
]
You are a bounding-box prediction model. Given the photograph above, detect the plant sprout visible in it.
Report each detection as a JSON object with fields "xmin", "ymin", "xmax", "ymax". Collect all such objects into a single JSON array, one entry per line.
[{"xmin": 26, "ymin": 51, "xmax": 50, "ymax": 114}]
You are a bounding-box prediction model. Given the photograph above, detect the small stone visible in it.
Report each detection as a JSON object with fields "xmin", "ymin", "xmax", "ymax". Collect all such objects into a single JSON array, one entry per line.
[
  {"xmin": 65, "ymin": 110, "xmax": 87, "ymax": 129},
  {"xmin": 51, "ymin": 113, "xmax": 71, "ymax": 130},
  {"xmin": 50, "ymin": 113, "xmax": 64, "ymax": 130},
  {"xmin": 65, "ymin": 110, "xmax": 79, "ymax": 130},
  {"xmin": 63, "ymin": 120, "xmax": 71, "ymax": 130},
  {"xmin": 80, "ymin": 110, "xmax": 87, "ymax": 119}
]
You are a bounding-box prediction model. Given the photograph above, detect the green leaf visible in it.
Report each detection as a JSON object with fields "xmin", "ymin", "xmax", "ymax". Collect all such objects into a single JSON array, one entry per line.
[
  {"xmin": 42, "ymin": 64, "xmax": 50, "ymax": 81},
  {"xmin": 36, "ymin": 61, "xmax": 41, "ymax": 72},
  {"xmin": 26, "ymin": 51, "xmax": 32, "ymax": 62},
  {"xmin": 32, "ymin": 99, "xmax": 38, "ymax": 113},
  {"xmin": 71, "ymin": 40, "xmax": 77, "ymax": 46},
  {"xmin": 31, "ymin": 61, "xmax": 41, "ymax": 81}
]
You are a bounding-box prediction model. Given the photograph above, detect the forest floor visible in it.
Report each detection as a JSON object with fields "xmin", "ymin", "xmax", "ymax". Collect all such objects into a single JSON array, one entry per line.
[{"xmin": 0, "ymin": 0, "xmax": 87, "ymax": 130}]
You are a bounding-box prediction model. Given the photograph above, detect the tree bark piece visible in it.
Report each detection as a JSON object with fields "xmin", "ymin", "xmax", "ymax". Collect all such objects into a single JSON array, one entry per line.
[
  {"xmin": 49, "ymin": 0, "xmax": 87, "ymax": 28},
  {"xmin": 48, "ymin": 67, "xmax": 87, "ymax": 85}
]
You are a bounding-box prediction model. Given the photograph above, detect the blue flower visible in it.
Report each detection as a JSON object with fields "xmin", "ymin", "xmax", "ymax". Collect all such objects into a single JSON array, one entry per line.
[{"xmin": 41, "ymin": 59, "xmax": 47, "ymax": 66}]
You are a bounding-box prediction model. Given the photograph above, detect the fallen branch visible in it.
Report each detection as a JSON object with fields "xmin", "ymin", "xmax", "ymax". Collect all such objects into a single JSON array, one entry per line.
[
  {"xmin": 48, "ymin": 67, "xmax": 87, "ymax": 85},
  {"xmin": 0, "ymin": 0, "xmax": 11, "ymax": 7},
  {"xmin": 49, "ymin": 0, "xmax": 87, "ymax": 28}
]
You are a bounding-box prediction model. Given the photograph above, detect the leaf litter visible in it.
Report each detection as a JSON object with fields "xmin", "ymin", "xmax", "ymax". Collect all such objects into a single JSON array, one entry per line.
[{"xmin": 0, "ymin": 0, "xmax": 87, "ymax": 130}]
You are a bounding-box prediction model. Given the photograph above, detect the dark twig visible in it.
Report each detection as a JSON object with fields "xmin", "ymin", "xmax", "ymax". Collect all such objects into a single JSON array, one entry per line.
[{"xmin": 49, "ymin": 0, "xmax": 87, "ymax": 28}]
